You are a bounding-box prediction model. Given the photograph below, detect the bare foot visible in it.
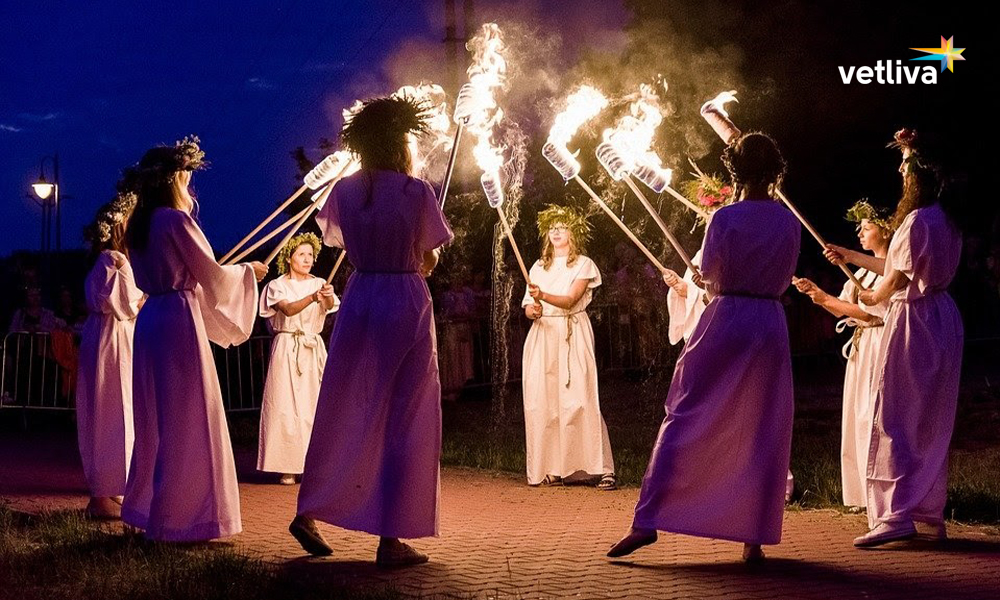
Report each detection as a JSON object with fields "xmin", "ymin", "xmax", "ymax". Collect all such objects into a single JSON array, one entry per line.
[{"xmin": 607, "ymin": 527, "xmax": 657, "ymax": 558}]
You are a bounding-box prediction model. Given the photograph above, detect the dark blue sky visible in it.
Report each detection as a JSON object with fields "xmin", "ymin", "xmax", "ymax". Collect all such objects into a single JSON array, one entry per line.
[{"xmin": 0, "ymin": 1, "xmax": 628, "ymax": 256}]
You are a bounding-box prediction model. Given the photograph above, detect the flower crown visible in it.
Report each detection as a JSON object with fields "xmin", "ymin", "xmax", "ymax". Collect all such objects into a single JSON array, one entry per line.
[
  {"xmin": 681, "ymin": 158, "xmax": 734, "ymax": 215},
  {"xmin": 275, "ymin": 232, "xmax": 322, "ymax": 275},
  {"xmin": 536, "ymin": 204, "xmax": 591, "ymax": 249},
  {"xmin": 845, "ymin": 199, "xmax": 893, "ymax": 231},
  {"xmin": 84, "ymin": 191, "xmax": 139, "ymax": 244}
]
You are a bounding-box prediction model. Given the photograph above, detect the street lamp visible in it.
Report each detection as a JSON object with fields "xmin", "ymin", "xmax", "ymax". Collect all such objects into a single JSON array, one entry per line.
[{"xmin": 29, "ymin": 154, "xmax": 60, "ymax": 253}]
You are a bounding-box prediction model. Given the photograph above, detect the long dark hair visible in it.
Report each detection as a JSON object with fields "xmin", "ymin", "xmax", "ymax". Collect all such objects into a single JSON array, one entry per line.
[
  {"xmin": 888, "ymin": 129, "xmax": 964, "ymax": 231},
  {"xmin": 721, "ymin": 132, "xmax": 787, "ymax": 201},
  {"xmin": 340, "ymin": 96, "xmax": 430, "ymax": 206},
  {"xmin": 124, "ymin": 138, "xmax": 206, "ymax": 251}
]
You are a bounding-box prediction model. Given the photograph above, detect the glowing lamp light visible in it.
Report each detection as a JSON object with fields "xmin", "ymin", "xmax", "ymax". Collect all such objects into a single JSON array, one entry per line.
[{"xmin": 32, "ymin": 180, "xmax": 55, "ymax": 200}]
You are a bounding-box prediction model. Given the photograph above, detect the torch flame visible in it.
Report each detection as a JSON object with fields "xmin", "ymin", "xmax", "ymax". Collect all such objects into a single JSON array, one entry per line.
[
  {"xmin": 548, "ymin": 85, "xmax": 609, "ymax": 147},
  {"xmin": 701, "ymin": 90, "xmax": 738, "ymax": 118},
  {"xmin": 460, "ymin": 23, "xmax": 508, "ymax": 206},
  {"xmin": 598, "ymin": 84, "xmax": 663, "ymax": 178}
]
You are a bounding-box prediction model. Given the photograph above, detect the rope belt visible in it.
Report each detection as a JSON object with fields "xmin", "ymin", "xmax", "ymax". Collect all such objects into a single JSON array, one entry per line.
[
  {"xmin": 275, "ymin": 329, "xmax": 321, "ymax": 375},
  {"xmin": 539, "ymin": 310, "xmax": 586, "ymax": 388},
  {"xmin": 835, "ymin": 316, "xmax": 885, "ymax": 359}
]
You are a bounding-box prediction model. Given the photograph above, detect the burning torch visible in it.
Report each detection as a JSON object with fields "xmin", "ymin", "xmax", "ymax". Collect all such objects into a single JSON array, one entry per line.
[
  {"xmin": 699, "ymin": 90, "xmax": 865, "ymax": 289},
  {"xmin": 542, "ymin": 86, "xmax": 668, "ymax": 273}
]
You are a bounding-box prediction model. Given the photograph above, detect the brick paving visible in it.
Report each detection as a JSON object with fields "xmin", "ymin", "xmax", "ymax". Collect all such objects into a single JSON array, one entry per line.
[{"xmin": 2, "ymin": 431, "xmax": 999, "ymax": 599}]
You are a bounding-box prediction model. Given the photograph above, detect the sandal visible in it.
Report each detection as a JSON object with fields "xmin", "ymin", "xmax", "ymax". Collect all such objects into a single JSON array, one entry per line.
[
  {"xmin": 597, "ymin": 474, "xmax": 617, "ymax": 491},
  {"xmin": 529, "ymin": 475, "xmax": 563, "ymax": 487}
]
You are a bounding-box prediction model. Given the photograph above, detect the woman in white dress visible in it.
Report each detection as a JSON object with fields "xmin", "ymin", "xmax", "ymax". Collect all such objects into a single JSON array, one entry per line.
[
  {"xmin": 609, "ymin": 133, "xmax": 800, "ymax": 563},
  {"xmin": 289, "ymin": 97, "xmax": 453, "ymax": 567},
  {"xmin": 825, "ymin": 129, "xmax": 963, "ymax": 547},
  {"xmin": 258, "ymin": 232, "xmax": 338, "ymax": 484},
  {"xmin": 121, "ymin": 137, "xmax": 268, "ymax": 541},
  {"xmin": 522, "ymin": 205, "xmax": 615, "ymax": 490},
  {"xmin": 76, "ymin": 192, "xmax": 144, "ymax": 519},
  {"xmin": 793, "ymin": 200, "xmax": 892, "ymax": 509}
]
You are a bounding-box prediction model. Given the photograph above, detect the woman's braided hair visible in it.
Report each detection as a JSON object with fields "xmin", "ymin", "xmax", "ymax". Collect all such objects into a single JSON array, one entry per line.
[{"xmin": 721, "ymin": 132, "xmax": 787, "ymax": 201}]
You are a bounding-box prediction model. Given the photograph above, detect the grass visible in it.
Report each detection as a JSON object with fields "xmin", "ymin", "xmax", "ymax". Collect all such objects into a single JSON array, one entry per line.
[{"xmin": 0, "ymin": 507, "xmax": 403, "ymax": 600}]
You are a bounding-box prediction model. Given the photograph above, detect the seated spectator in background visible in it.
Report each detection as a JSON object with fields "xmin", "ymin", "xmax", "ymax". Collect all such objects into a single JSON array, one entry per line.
[
  {"xmin": 438, "ymin": 272, "xmax": 476, "ymax": 401},
  {"xmin": 55, "ymin": 285, "xmax": 87, "ymax": 336},
  {"xmin": 9, "ymin": 287, "xmax": 66, "ymax": 333}
]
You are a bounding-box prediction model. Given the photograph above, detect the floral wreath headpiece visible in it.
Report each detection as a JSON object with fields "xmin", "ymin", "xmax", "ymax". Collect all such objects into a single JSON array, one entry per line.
[
  {"xmin": 887, "ymin": 128, "xmax": 937, "ymax": 173},
  {"xmin": 536, "ymin": 204, "xmax": 591, "ymax": 250},
  {"xmin": 845, "ymin": 199, "xmax": 893, "ymax": 232},
  {"xmin": 275, "ymin": 232, "xmax": 322, "ymax": 275},
  {"xmin": 84, "ymin": 191, "xmax": 139, "ymax": 244},
  {"xmin": 119, "ymin": 135, "xmax": 209, "ymax": 193}
]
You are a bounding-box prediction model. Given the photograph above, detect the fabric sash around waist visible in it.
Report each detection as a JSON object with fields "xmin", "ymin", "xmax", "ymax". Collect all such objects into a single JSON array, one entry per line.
[
  {"xmin": 144, "ymin": 287, "xmax": 196, "ymax": 297},
  {"xmin": 354, "ymin": 269, "xmax": 419, "ymax": 275},
  {"xmin": 715, "ymin": 292, "xmax": 781, "ymax": 301}
]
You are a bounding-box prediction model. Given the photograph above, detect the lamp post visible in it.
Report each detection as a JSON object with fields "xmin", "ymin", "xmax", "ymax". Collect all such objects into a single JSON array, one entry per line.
[{"xmin": 29, "ymin": 154, "xmax": 60, "ymax": 253}]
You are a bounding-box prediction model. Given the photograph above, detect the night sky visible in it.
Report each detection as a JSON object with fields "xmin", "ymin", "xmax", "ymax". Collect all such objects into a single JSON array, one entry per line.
[{"xmin": 0, "ymin": 1, "xmax": 976, "ymax": 258}]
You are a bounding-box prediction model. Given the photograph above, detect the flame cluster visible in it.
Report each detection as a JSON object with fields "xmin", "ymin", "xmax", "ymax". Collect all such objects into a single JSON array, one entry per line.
[
  {"xmin": 456, "ymin": 23, "xmax": 508, "ymax": 208},
  {"xmin": 596, "ymin": 84, "xmax": 671, "ymax": 187},
  {"xmin": 542, "ymin": 85, "xmax": 609, "ymax": 181}
]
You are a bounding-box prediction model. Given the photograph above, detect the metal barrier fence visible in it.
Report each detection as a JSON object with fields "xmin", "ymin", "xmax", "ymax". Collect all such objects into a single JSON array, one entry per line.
[
  {"xmin": 1, "ymin": 331, "xmax": 76, "ymax": 411},
  {"xmin": 20, "ymin": 312, "xmax": 993, "ymax": 416},
  {"xmin": 1, "ymin": 304, "xmax": 678, "ymax": 415}
]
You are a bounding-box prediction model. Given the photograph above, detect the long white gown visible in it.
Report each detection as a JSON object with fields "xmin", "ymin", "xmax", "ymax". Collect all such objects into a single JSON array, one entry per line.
[
  {"xmin": 76, "ymin": 250, "xmax": 143, "ymax": 497},
  {"xmin": 521, "ymin": 255, "xmax": 614, "ymax": 485},
  {"xmin": 633, "ymin": 199, "xmax": 800, "ymax": 545},
  {"xmin": 836, "ymin": 268, "xmax": 887, "ymax": 507},
  {"xmin": 257, "ymin": 275, "xmax": 338, "ymax": 474},
  {"xmin": 298, "ymin": 170, "xmax": 453, "ymax": 539},
  {"xmin": 866, "ymin": 204, "xmax": 963, "ymax": 529},
  {"xmin": 122, "ymin": 208, "xmax": 258, "ymax": 541},
  {"xmin": 666, "ymin": 251, "xmax": 707, "ymax": 346}
]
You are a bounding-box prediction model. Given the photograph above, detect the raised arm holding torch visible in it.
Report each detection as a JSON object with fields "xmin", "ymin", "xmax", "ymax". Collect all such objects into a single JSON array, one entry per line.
[{"xmin": 700, "ymin": 90, "xmax": 865, "ymax": 289}]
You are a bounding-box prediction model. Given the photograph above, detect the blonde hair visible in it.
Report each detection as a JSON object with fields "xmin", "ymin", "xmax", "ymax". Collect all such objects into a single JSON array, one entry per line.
[{"xmin": 540, "ymin": 230, "xmax": 581, "ymax": 270}]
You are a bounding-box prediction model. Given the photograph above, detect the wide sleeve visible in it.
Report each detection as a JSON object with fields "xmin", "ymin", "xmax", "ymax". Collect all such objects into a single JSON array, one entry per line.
[
  {"xmin": 86, "ymin": 251, "xmax": 143, "ymax": 321},
  {"xmin": 666, "ymin": 250, "xmax": 706, "ymax": 345},
  {"xmin": 521, "ymin": 262, "xmax": 542, "ymax": 307},
  {"xmin": 259, "ymin": 278, "xmax": 288, "ymax": 319},
  {"xmin": 836, "ymin": 268, "xmax": 865, "ymax": 303},
  {"xmin": 696, "ymin": 210, "xmax": 727, "ymax": 299},
  {"xmin": 573, "ymin": 256, "xmax": 602, "ymax": 289},
  {"xmin": 886, "ymin": 211, "xmax": 918, "ymax": 279},
  {"xmin": 314, "ymin": 182, "xmax": 344, "ymax": 249},
  {"xmin": 167, "ymin": 210, "xmax": 258, "ymax": 348},
  {"xmin": 418, "ymin": 180, "xmax": 453, "ymax": 252}
]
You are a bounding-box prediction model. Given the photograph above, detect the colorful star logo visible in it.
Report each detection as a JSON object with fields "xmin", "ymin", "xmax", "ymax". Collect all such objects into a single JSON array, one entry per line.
[{"xmin": 910, "ymin": 36, "xmax": 966, "ymax": 73}]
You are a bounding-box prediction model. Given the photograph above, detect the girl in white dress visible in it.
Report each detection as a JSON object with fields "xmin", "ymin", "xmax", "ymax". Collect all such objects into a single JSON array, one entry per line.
[
  {"xmin": 77, "ymin": 192, "xmax": 144, "ymax": 519},
  {"xmin": 793, "ymin": 200, "xmax": 892, "ymax": 509},
  {"xmin": 825, "ymin": 129, "xmax": 963, "ymax": 547},
  {"xmin": 258, "ymin": 233, "xmax": 339, "ymax": 484},
  {"xmin": 522, "ymin": 205, "xmax": 615, "ymax": 490},
  {"xmin": 121, "ymin": 137, "xmax": 268, "ymax": 542}
]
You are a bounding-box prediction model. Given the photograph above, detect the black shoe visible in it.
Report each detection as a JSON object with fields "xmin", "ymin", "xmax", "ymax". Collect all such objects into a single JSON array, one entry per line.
[{"xmin": 289, "ymin": 515, "xmax": 333, "ymax": 556}]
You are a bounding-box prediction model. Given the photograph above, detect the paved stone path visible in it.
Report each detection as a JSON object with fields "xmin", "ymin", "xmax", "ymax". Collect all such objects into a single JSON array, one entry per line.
[{"xmin": 2, "ymin": 432, "xmax": 998, "ymax": 599}]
